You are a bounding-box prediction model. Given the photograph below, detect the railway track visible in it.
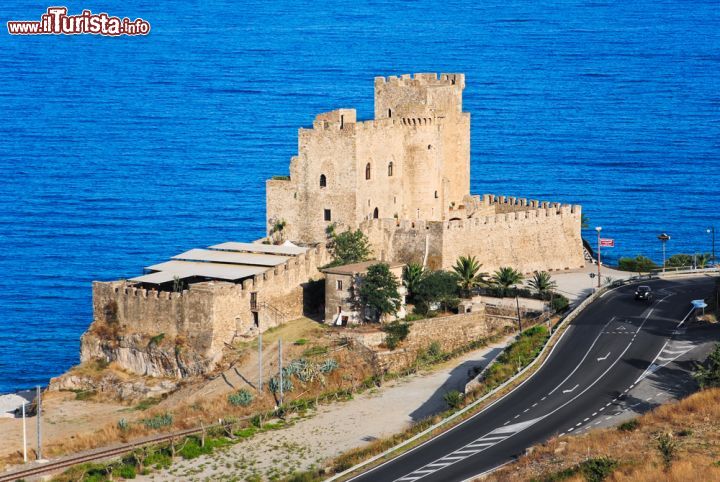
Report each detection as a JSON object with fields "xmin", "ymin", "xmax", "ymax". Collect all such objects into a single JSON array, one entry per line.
[{"xmin": 0, "ymin": 426, "xmax": 201, "ymax": 481}]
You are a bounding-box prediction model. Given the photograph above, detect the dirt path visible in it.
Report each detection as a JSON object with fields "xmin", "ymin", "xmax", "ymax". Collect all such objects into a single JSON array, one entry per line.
[{"xmin": 137, "ymin": 336, "xmax": 513, "ymax": 481}]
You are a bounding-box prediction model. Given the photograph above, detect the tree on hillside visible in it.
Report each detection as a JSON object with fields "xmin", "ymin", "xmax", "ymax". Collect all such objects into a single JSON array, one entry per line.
[
  {"xmin": 413, "ymin": 270, "xmax": 460, "ymax": 315},
  {"xmin": 527, "ymin": 271, "xmax": 557, "ymax": 296},
  {"xmin": 358, "ymin": 263, "xmax": 401, "ymax": 323},
  {"xmin": 490, "ymin": 267, "xmax": 524, "ymax": 297},
  {"xmin": 618, "ymin": 255, "xmax": 657, "ymax": 274},
  {"xmin": 667, "ymin": 254, "xmax": 693, "ymax": 269},
  {"xmin": 326, "ymin": 229, "xmax": 372, "ymax": 267},
  {"xmin": 402, "ymin": 262, "xmax": 426, "ymax": 304},
  {"xmin": 452, "ymin": 255, "xmax": 485, "ymax": 298}
]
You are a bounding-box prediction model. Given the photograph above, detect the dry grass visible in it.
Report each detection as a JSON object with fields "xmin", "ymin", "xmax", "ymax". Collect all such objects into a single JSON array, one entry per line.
[
  {"xmin": 0, "ymin": 318, "xmax": 376, "ymax": 473},
  {"xmin": 484, "ymin": 388, "xmax": 720, "ymax": 481}
]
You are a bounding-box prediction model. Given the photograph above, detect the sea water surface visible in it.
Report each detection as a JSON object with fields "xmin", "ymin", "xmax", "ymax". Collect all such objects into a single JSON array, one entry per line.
[{"xmin": 0, "ymin": 1, "xmax": 718, "ymax": 393}]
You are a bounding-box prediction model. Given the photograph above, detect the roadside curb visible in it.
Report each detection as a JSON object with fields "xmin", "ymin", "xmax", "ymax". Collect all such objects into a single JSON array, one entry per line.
[{"xmin": 328, "ymin": 284, "xmax": 614, "ymax": 482}]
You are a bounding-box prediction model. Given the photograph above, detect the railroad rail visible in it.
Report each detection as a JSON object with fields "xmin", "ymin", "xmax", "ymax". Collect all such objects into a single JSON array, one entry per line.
[{"xmin": 0, "ymin": 426, "xmax": 203, "ymax": 481}]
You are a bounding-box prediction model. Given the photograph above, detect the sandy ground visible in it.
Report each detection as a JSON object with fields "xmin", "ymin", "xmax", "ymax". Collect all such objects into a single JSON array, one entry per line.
[
  {"xmin": 137, "ymin": 336, "xmax": 514, "ymax": 481},
  {"xmin": 0, "ymin": 390, "xmax": 128, "ymax": 465},
  {"xmin": 551, "ymin": 264, "xmax": 629, "ymax": 305}
]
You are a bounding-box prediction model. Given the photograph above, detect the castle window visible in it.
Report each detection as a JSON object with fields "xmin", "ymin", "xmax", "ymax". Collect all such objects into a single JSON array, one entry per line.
[
  {"xmin": 388, "ymin": 108, "xmax": 392, "ymax": 118},
  {"xmin": 365, "ymin": 163, "xmax": 371, "ymax": 180},
  {"xmin": 434, "ymin": 190, "xmax": 438, "ymax": 199},
  {"xmin": 427, "ymin": 144, "xmax": 432, "ymax": 150},
  {"xmin": 373, "ymin": 207, "xmax": 379, "ymax": 219},
  {"xmin": 388, "ymin": 162, "xmax": 393, "ymax": 176},
  {"xmin": 336, "ymin": 279, "xmax": 343, "ymax": 290},
  {"xmin": 324, "ymin": 209, "xmax": 331, "ymax": 221},
  {"xmin": 320, "ymin": 174, "xmax": 327, "ymax": 188}
]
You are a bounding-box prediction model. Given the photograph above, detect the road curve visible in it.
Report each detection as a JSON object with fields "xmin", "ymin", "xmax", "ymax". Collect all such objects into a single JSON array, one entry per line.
[{"xmin": 350, "ymin": 277, "xmax": 716, "ymax": 482}]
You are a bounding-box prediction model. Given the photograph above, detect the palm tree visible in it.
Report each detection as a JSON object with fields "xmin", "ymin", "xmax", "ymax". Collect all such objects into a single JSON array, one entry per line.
[
  {"xmin": 526, "ymin": 271, "xmax": 557, "ymax": 296},
  {"xmin": 697, "ymin": 253, "xmax": 712, "ymax": 269},
  {"xmin": 402, "ymin": 263, "xmax": 426, "ymax": 303},
  {"xmin": 490, "ymin": 267, "xmax": 524, "ymax": 297},
  {"xmin": 452, "ymin": 255, "xmax": 485, "ymax": 298}
]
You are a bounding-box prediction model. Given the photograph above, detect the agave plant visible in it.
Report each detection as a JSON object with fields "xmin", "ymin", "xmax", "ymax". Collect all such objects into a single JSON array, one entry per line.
[
  {"xmin": 451, "ymin": 255, "xmax": 485, "ymax": 298},
  {"xmin": 526, "ymin": 271, "xmax": 557, "ymax": 295}
]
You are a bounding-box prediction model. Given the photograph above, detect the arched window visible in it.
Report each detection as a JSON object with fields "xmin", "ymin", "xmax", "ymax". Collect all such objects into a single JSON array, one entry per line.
[
  {"xmin": 319, "ymin": 174, "xmax": 327, "ymax": 188},
  {"xmin": 434, "ymin": 190, "xmax": 438, "ymax": 199},
  {"xmin": 388, "ymin": 162, "xmax": 393, "ymax": 176},
  {"xmin": 365, "ymin": 163, "xmax": 371, "ymax": 180},
  {"xmin": 373, "ymin": 207, "xmax": 379, "ymax": 219}
]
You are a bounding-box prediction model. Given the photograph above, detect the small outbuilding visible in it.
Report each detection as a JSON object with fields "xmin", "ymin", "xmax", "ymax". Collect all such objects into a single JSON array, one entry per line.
[{"xmin": 322, "ymin": 260, "xmax": 406, "ymax": 326}]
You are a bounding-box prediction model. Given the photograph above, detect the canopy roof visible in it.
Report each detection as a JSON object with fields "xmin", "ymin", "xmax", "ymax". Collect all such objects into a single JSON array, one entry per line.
[
  {"xmin": 129, "ymin": 240, "xmax": 307, "ymax": 285},
  {"xmin": 172, "ymin": 248, "xmax": 290, "ymax": 267},
  {"xmin": 210, "ymin": 241, "xmax": 308, "ymax": 256}
]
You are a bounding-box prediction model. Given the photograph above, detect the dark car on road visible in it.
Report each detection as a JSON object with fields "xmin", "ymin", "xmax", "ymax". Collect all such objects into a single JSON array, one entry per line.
[{"xmin": 634, "ymin": 285, "xmax": 653, "ymax": 301}]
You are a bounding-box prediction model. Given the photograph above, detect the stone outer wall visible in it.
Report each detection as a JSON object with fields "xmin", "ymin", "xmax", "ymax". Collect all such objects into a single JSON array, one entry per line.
[
  {"xmin": 82, "ymin": 245, "xmax": 331, "ymax": 378},
  {"xmin": 349, "ymin": 307, "xmax": 515, "ymax": 374},
  {"xmin": 361, "ymin": 194, "xmax": 585, "ymax": 273}
]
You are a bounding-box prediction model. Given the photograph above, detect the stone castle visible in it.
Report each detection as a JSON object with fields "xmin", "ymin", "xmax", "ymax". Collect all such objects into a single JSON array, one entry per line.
[
  {"xmin": 64, "ymin": 73, "xmax": 584, "ymax": 386},
  {"xmin": 267, "ymin": 73, "xmax": 585, "ymax": 272}
]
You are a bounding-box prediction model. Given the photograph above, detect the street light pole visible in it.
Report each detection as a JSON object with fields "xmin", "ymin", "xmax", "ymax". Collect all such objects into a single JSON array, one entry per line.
[
  {"xmin": 708, "ymin": 226, "xmax": 716, "ymax": 266},
  {"xmin": 595, "ymin": 227, "xmax": 602, "ymax": 288},
  {"xmin": 658, "ymin": 233, "xmax": 670, "ymax": 272},
  {"xmin": 514, "ymin": 286, "xmax": 522, "ymax": 332},
  {"xmin": 22, "ymin": 402, "xmax": 27, "ymax": 463}
]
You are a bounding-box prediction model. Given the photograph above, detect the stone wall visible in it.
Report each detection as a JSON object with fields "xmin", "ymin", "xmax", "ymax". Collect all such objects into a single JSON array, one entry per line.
[
  {"xmin": 349, "ymin": 307, "xmax": 515, "ymax": 374},
  {"xmin": 361, "ymin": 195, "xmax": 585, "ymax": 273},
  {"xmin": 82, "ymin": 245, "xmax": 331, "ymax": 378}
]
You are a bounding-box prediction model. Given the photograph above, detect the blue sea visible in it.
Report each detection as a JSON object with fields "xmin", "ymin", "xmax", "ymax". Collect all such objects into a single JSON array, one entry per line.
[{"xmin": 1, "ymin": 1, "xmax": 718, "ymax": 393}]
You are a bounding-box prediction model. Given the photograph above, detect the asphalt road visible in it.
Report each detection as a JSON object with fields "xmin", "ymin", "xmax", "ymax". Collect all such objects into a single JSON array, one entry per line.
[{"xmin": 350, "ymin": 276, "xmax": 717, "ymax": 482}]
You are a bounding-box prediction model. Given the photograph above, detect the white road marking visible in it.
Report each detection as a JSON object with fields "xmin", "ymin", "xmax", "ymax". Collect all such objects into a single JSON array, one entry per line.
[
  {"xmin": 584, "ymin": 417, "xmax": 590, "ymax": 422},
  {"xmin": 592, "ymin": 412, "xmax": 597, "ymax": 416},
  {"xmin": 563, "ymin": 384, "xmax": 579, "ymax": 394},
  {"xmin": 597, "ymin": 352, "xmax": 611, "ymax": 361}
]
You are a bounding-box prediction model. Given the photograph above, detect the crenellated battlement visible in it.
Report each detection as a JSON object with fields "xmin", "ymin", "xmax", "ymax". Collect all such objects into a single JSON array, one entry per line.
[{"xmin": 374, "ymin": 72, "xmax": 465, "ymax": 89}]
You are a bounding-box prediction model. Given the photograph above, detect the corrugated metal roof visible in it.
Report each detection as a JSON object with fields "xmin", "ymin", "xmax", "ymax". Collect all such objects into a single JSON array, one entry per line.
[
  {"xmin": 173, "ymin": 248, "xmax": 289, "ymax": 267},
  {"xmin": 210, "ymin": 241, "xmax": 308, "ymax": 256},
  {"xmin": 142, "ymin": 260, "xmax": 268, "ymax": 282}
]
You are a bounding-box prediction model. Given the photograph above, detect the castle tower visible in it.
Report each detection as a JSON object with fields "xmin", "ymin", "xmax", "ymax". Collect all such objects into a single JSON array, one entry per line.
[{"xmin": 266, "ymin": 73, "xmax": 471, "ymax": 244}]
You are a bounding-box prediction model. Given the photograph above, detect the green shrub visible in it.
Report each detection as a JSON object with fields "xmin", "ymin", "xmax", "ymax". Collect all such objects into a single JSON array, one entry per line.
[
  {"xmin": 286, "ymin": 470, "xmax": 321, "ymax": 482},
  {"xmin": 693, "ymin": 343, "xmax": 720, "ymax": 388},
  {"xmin": 148, "ymin": 333, "xmax": 165, "ymax": 347},
  {"xmin": 303, "ymin": 346, "xmax": 329, "ymax": 357},
  {"xmin": 141, "ymin": 413, "xmax": 173, "ymax": 430},
  {"xmin": 550, "ymin": 295, "xmax": 570, "ymax": 313},
  {"xmin": 228, "ymin": 389, "xmax": 254, "ymax": 407},
  {"xmin": 118, "ymin": 464, "xmax": 136, "ymax": 479},
  {"xmin": 443, "ymin": 390, "xmax": 463, "ymax": 409},
  {"xmin": 578, "ymin": 457, "xmax": 618, "ymax": 482},
  {"xmin": 294, "ymin": 338, "xmax": 308, "ymax": 346},
  {"xmin": 677, "ymin": 428, "xmax": 693, "ymax": 437},
  {"xmin": 657, "ymin": 432, "xmax": 677, "ymax": 467},
  {"xmin": 404, "ymin": 313, "xmax": 426, "ymax": 322},
  {"xmin": 383, "ymin": 321, "xmax": 410, "ymax": 350},
  {"xmin": 74, "ymin": 390, "xmax": 97, "ymax": 401},
  {"xmin": 144, "ymin": 450, "xmax": 172, "ymax": 470},
  {"xmin": 618, "ymin": 419, "xmax": 639, "ymax": 432},
  {"xmin": 272, "ymin": 175, "xmax": 290, "ymax": 180}
]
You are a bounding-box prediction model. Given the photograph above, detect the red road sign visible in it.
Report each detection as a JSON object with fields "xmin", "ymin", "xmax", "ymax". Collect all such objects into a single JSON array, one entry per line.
[{"xmin": 600, "ymin": 238, "xmax": 615, "ymax": 247}]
